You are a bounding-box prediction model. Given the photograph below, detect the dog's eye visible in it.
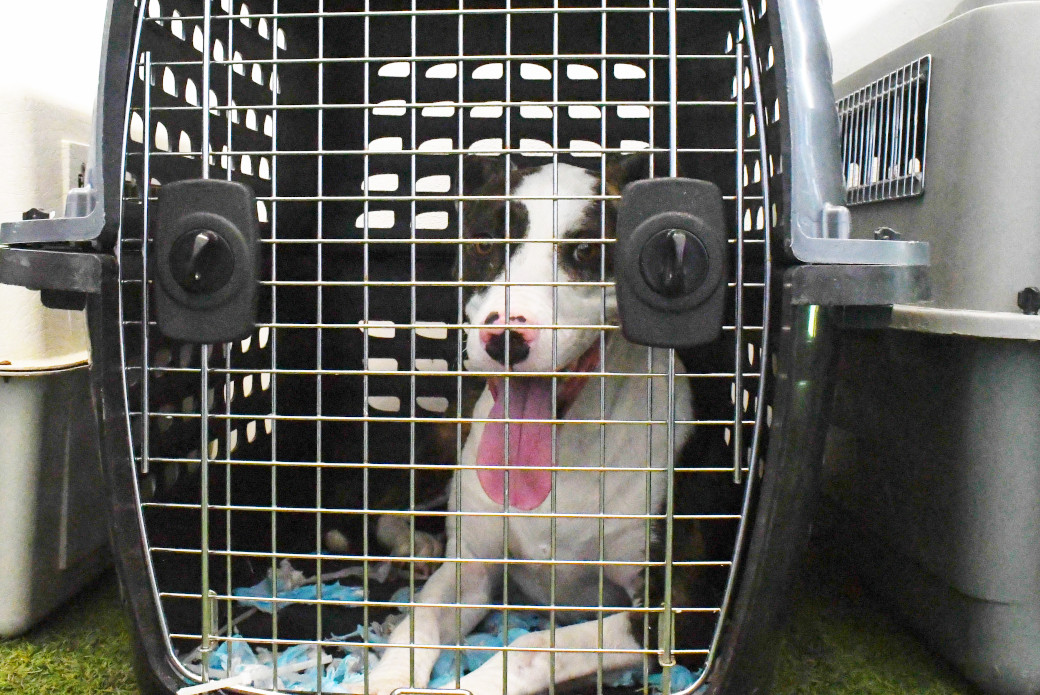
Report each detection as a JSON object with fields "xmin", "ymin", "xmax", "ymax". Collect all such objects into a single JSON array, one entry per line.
[
  {"xmin": 571, "ymin": 242, "xmax": 597, "ymax": 265},
  {"xmin": 471, "ymin": 236, "xmax": 495, "ymax": 256}
]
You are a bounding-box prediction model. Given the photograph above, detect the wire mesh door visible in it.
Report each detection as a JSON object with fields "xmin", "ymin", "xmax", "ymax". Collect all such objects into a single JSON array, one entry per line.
[{"xmin": 118, "ymin": 1, "xmax": 774, "ymax": 693}]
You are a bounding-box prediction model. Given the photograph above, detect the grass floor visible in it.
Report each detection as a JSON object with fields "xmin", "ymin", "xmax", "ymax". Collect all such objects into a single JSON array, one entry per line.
[{"xmin": 1, "ymin": 529, "xmax": 981, "ymax": 695}]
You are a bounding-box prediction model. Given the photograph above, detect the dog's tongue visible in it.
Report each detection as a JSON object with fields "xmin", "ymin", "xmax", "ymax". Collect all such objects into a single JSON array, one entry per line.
[{"xmin": 476, "ymin": 378, "xmax": 554, "ymax": 510}]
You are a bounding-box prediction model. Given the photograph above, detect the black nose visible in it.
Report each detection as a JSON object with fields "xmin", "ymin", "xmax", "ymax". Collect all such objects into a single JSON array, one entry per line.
[{"xmin": 485, "ymin": 330, "xmax": 530, "ymax": 366}]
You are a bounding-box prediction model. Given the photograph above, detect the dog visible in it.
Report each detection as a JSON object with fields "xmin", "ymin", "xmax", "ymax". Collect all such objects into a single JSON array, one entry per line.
[{"xmin": 353, "ymin": 155, "xmax": 695, "ymax": 695}]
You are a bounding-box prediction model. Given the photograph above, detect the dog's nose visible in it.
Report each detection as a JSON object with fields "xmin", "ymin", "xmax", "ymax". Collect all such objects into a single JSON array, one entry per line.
[{"xmin": 480, "ymin": 312, "xmax": 535, "ymax": 366}]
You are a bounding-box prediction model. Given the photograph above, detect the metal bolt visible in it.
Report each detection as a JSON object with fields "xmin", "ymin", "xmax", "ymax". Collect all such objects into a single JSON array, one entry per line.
[{"xmin": 1017, "ymin": 287, "xmax": 1040, "ymax": 315}]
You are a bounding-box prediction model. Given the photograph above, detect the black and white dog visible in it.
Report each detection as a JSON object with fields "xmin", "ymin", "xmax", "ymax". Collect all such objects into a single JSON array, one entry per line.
[{"xmin": 357, "ymin": 157, "xmax": 694, "ymax": 695}]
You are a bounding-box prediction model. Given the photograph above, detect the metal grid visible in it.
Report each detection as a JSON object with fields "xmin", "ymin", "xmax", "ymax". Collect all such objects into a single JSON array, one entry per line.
[
  {"xmin": 117, "ymin": 1, "xmax": 775, "ymax": 693},
  {"xmin": 837, "ymin": 55, "xmax": 931, "ymax": 206}
]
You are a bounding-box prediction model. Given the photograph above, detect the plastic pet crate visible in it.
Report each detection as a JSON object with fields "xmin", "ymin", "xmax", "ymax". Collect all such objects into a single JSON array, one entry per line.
[
  {"xmin": 1, "ymin": 1, "xmax": 925, "ymax": 694},
  {"xmin": 828, "ymin": 1, "xmax": 1040, "ymax": 693}
]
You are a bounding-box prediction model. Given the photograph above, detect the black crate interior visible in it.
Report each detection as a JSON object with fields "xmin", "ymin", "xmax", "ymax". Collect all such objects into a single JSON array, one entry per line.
[{"xmin": 118, "ymin": 0, "xmax": 776, "ymax": 674}]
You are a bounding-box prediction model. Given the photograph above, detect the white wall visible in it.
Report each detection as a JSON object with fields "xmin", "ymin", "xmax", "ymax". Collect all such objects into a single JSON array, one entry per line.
[
  {"xmin": 819, "ymin": 0, "xmax": 965, "ymax": 82},
  {"xmin": 0, "ymin": 1, "xmax": 108, "ymax": 368}
]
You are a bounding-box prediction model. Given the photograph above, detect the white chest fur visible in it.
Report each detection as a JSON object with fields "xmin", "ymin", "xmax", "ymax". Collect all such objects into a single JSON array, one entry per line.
[{"xmin": 450, "ymin": 335, "xmax": 692, "ymax": 607}]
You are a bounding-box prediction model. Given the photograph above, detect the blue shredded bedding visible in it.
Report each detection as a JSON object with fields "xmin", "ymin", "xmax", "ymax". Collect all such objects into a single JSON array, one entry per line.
[{"xmin": 185, "ymin": 572, "xmax": 700, "ymax": 693}]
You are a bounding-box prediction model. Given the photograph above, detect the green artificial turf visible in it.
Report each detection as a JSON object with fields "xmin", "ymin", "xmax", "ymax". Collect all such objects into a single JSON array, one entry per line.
[{"xmin": 1, "ymin": 529, "xmax": 981, "ymax": 695}]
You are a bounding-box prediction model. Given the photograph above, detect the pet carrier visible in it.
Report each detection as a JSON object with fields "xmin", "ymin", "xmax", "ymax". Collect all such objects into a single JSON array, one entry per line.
[
  {"xmin": 1, "ymin": 1, "xmax": 926, "ymax": 694},
  {"xmin": 825, "ymin": 2, "xmax": 1040, "ymax": 694}
]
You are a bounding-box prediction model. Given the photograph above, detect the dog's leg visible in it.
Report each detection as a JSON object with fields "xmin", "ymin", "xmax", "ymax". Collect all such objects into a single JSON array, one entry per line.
[
  {"xmin": 455, "ymin": 612, "xmax": 643, "ymax": 695},
  {"xmin": 357, "ymin": 555, "xmax": 499, "ymax": 695}
]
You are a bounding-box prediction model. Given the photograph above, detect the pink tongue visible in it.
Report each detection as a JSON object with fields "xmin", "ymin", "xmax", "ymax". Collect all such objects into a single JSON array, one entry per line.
[{"xmin": 476, "ymin": 378, "xmax": 554, "ymax": 510}]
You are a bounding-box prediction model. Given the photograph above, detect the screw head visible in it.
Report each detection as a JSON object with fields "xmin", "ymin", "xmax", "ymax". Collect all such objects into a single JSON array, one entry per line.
[
  {"xmin": 1017, "ymin": 287, "xmax": 1040, "ymax": 315},
  {"xmin": 169, "ymin": 229, "xmax": 235, "ymax": 294}
]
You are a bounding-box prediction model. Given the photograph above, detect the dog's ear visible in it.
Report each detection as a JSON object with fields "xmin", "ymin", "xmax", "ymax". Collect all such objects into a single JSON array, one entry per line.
[
  {"xmin": 605, "ymin": 152, "xmax": 674, "ymax": 191},
  {"xmin": 461, "ymin": 155, "xmax": 515, "ymax": 196}
]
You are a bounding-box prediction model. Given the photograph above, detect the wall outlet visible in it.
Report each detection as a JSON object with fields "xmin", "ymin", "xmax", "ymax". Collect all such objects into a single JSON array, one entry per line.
[{"xmin": 60, "ymin": 140, "xmax": 89, "ymax": 206}]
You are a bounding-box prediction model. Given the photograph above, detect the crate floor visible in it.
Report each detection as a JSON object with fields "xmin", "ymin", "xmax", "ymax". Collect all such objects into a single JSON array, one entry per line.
[{"xmin": 0, "ymin": 524, "xmax": 982, "ymax": 695}]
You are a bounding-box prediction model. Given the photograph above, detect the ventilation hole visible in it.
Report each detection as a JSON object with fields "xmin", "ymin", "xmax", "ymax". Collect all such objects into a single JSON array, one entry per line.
[
  {"xmin": 724, "ymin": 427, "xmax": 731, "ymax": 445},
  {"xmin": 170, "ymin": 9, "xmax": 184, "ymax": 38},
  {"xmin": 246, "ymin": 420, "xmax": 257, "ymax": 443},
  {"xmin": 154, "ymin": 122, "xmax": 170, "ymax": 151},
  {"xmin": 568, "ymin": 105, "xmax": 600, "ymax": 119},
  {"xmin": 259, "ymin": 157, "xmax": 270, "ymax": 180},
  {"xmin": 209, "ymin": 89, "xmax": 220, "ymax": 115},
  {"xmin": 566, "ymin": 64, "xmax": 597, "ymax": 80},
  {"xmin": 767, "ymin": 45, "xmax": 775, "ymax": 69},
  {"xmin": 362, "ymin": 321, "xmax": 396, "ymax": 339},
  {"xmin": 193, "ymin": 26, "xmax": 204, "ymax": 52},
  {"xmin": 519, "ymin": 105, "xmax": 552, "ymax": 119},
  {"xmin": 355, "ymin": 210, "xmax": 395, "ymax": 229},
  {"xmin": 158, "ymin": 404, "xmax": 175, "ymax": 432},
  {"xmin": 753, "ymin": 160, "xmax": 761, "ymax": 183},
  {"xmin": 743, "ymin": 389, "xmax": 751, "ymax": 412},
  {"xmin": 260, "ymin": 372, "xmax": 271, "ymax": 391},
  {"xmin": 276, "ymin": 28, "xmax": 286, "ymax": 50},
  {"xmin": 258, "ymin": 326, "xmax": 270, "ymax": 348},
  {"xmin": 568, "ymin": 139, "xmax": 602, "ymax": 157},
  {"xmin": 415, "ymin": 358, "xmax": 449, "ymax": 372},
  {"xmin": 472, "ymin": 62, "xmax": 503, "ymax": 79},
  {"xmin": 244, "ymin": 109, "xmax": 257, "ymax": 131},
  {"xmin": 725, "ymin": 32, "xmax": 734, "ymax": 54},
  {"xmin": 748, "ymin": 343, "xmax": 756, "ymax": 365},
  {"xmin": 744, "ymin": 67, "xmax": 751, "ymax": 88},
  {"xmin": 415, "ymin": 175, "xmax": 450, "ymax": 193},
  {"xmin": 229, "ymin": 100, "xmax": 240, "ymax": 123},
  {"xmin": 742, "ymin": 165, "xmax": 749, "ymax": 187},
  {"xmin": 415, "ymin": 211, "xmax": 449, "ymax": 230},
  {"xmin": 252, "ymin": 64, "xmax": 264, "ymax": 85},
  {"xmin": 614, "ymin": 63, "xmax": 646, "ymax": 80},
  {"xmin": 617, "ymin": 105, "xmax": 650, "ymax": 119},
  {"xmin": 209, "ymin": 439, "xmax": 219, "ymax": 458},
  {"xmin": 756, "ymin": 206, "xmax": 765, "ymax": 230},
  {"xmin": 416, "ymin": 397, "xmax": 449, "ymax": 413},
  {"xmin": 369, "ymin": 136, "xmax": 403, "ymax": 152},
  {"xmin": 365, "ymin": 357, "xmax": 398, "ymax": 371},
  {"xmin": 264, "ymin": 418, "xmax": 273, "ymax": 434},
  {"xmin": 239, "ymin": 3, "xmax": 252, "ymax": 26},
  {"xmin": 241, "ymin": 155, "xmax": 253, "ymax": 176},
  {"xmin": 379, "ymin": 61, "xmax": 410, "ymax": 77},
  {"xmin": 519, "ymin": 138, "xmax": 552, "ymax": 156},
  {"xmin": 748, "ymin": 114, "xmax": 757, "ymax": 137},
  {"xmin": 470, "ymin": 102, "xmax": 504, "ymax": 119},
  {"xmin": 269, "ymin": 73, "xmax": 280, "ymax": 94},
  {"xmin": 227, "ymin": 428, "xmax": 239, "ymax": 454},
  {"xmin": 619, "ymin": 139, "xmax": 650, "ymax": 151},
  {"xmin": 363, "ymin": 174, "xmax": 399, "ymax": 192},
  {"xmin": 373, "ymin": 99, "xmax": 406, "ymax": 116},
  {"xmin": 263, "ymin": 114, "xmax": 274, "ymax": 137},
  {"xmin": 772, "ymin": 203, "xmax": 778, "ymax": 224},
  {"xmin": 256, "ymin": 201, "xmax": 268, "ymax": 223},
  {"xmin": 130, "ymin": 112, "xmax": 144, "ymax": 143},
  {"xmin": 154, "ymin": 347, "xmax": 172, "ymax": 368},
  {"xmin": 185, "ymin": 78, "xmax": 198, "ymax": 105},
  {"xmin": 468, "ymin": 138, "xmax": 504, "ymax": 153},
  {"xmin": 178, "ymin": 131, "xmax": 192, "ymax": 154},
  {"xmin": 774, "ymin": 99, "xmax": 780, "ymax": 122},
  {"xmin": 368, "ymin": 396, "xmax": 401, "ymax": 412},
  {"xmin": 213, "ymin": 39, "xmax": 225, "ymax": 63},
  {"xmin": 182, "ymin": 395, "xmax": 196, "ymax": 413},
  {"xmin": 767, "ymin": 404, "xmax": 773, "ymax": 426},
  {"xmin": 241, "ymin": 375, "xmax": 254, "ymax": 398},
  {"xmin": 425, "ymin": 63, "xmax": 457, "ymax": 79},
  {"xmin": 138, "ymin": 62, "xmax": 145, "ymax": 82},
  {"xmin": 731, "ymin": 76, "xmax": 739, "ymax": 99},
  {"xmin": 760, "ymin": 0, "xmax": 768, "ymax": 18},
  {"xmin": 241, "ymin": 335, "xmax": 252, "ymax": 353},
  {"xmin": 415, "ymin": 322, "xmax": 448, "ymax": 339},
  {"xmin": 220, "ymin": 0, "xmax": 231, "ymax": 12},
  {"xmin": 422, "ymin": 102, "xmax": 456, "ymax": 118},
  {"xmin": 220, "ymin": 146, "xmax": 233, "ymax": 171},
  {"xmin": 730, "ymin": 383, "xmax": 736, "ymax": 404},
  {"xmin": 738, "ymin": 21, "xmax": 745, "ymax": 41},
  {"xmin": 258, "ymin": 17, "xmax": 269, "ymax": 38},
  {"xmin": 418, "ymin": 138, "xmax": 453, "ymax": 153},
  {"xmin": 231, "ymin": 51, "xmax": 245, "ymax": 76},
  {"xmin": 147, "ymin": 0, "xmax": 162, "ymax": 21},
  {"xmin": 162, "ymin": 67, "xmax": 177, "ymax": 96},
  {"xmin": 520, "ymin": 63, "xmax": 551, "ymax": 80}
]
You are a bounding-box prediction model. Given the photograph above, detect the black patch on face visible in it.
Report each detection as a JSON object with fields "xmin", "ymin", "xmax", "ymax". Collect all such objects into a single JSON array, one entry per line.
[
  {"xmin": 560, "ymin": 195, "xmax": 618, "ymax": 283},
  {"xmin": 459, "ymin": 162, "xmax": 534, "ymax": 306}
]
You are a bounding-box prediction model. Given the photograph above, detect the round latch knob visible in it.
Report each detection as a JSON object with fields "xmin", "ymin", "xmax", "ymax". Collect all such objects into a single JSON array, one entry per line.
[
  {"xmin": 169, "ymin": 229, "xmax": 235, "ymax": 294},
  {"xmin": 638, "ymin": 228, "xmax": 710, "ymax": 298}
]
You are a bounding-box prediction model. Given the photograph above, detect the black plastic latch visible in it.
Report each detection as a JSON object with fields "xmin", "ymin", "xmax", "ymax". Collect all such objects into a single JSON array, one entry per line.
[
  {"xmin": 153, "ymin": 180, "xmax": 259, "ymax": 343},
  {"xmin": 615, "ymin": 178, "xmax": 727, "ymax": 348}
]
